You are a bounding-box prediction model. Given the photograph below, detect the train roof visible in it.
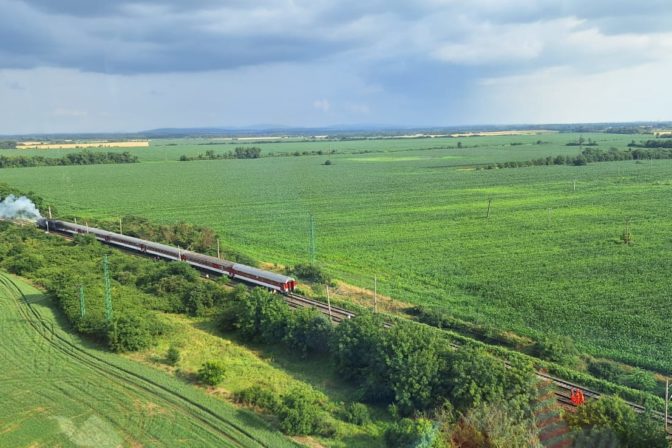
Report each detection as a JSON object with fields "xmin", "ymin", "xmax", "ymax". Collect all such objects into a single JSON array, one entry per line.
[
  {"xmin": 53, "ymin": 220, "xmax": 235, "ymax": 268},
  {"xmin": 233, "ymin": 263, "xmax": 295, "ymax": 283}
]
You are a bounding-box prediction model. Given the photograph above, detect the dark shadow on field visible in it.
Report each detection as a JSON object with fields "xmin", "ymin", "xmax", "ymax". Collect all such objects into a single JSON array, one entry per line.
[
  {"xmin": 191, "ymin": 319, "xmax": 361, "ymax": 404},
  {"xmin": 24, "ymin": 292, "xmax": 109, "ymax": 352},
  {"xmin": 234, "ymin": 408, "xmax": 283, "ymax": 437},
  {"xmin": 340, "ymin": 433, "xmax": 384, "ymax": 448}
]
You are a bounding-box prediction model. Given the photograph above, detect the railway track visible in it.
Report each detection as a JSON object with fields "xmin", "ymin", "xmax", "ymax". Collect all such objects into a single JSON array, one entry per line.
[
  {"xmin": 37, "ymin": 224, "xmax": 672, "ymax": 431},
  {"xmin": 281, "ymin": 289, "xmax": 672, "ymax": 430}
]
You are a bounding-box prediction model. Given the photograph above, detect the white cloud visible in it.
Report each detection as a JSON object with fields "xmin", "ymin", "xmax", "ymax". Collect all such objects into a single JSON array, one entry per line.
[
  {"xmin": 313, "ymin": 99, "xmax": 331, "ymax": 112},
  {"xmin": 476, "ymin": 60, "xmax": 672, "ymax": 123}
]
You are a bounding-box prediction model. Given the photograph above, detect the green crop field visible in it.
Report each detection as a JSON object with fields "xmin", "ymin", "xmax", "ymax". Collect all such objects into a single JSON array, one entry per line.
[
  {"xmin": 2, "ymin": 132, "xmax": 672, "ymax": 372},
  {"xmin": 0, "ymin": 272, "xmax": 298, "ymax": 448}
]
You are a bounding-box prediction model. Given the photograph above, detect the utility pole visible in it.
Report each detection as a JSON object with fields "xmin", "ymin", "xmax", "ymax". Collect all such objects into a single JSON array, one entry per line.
[
  {"xmin": 79, "ymin": 285, "xmax": 86, "ymax": 318},
  {"xmin": 103, "ymin": 255, "xmax": 113, "ymax": 323},
  {"xmin": 665, "ymin": 378, "xmax": 669, "ymax": 432},
  {"xmin": 85, "ymin": 222, "xmax": 90, "ymax": 233},
  {"xmin": 486, "ymin": 197, "xmax": 492, "ymax": 219},
  {"xmin": 217, "ymin": 239, "xmax": 221, "ymax": 259},
  {"xmin": 326, "ymin": 285, "xmax": 333, "ymax": 323},
  {"xmin": 48, "ymin": 206, "xmax": 52, "ymax": 219}
]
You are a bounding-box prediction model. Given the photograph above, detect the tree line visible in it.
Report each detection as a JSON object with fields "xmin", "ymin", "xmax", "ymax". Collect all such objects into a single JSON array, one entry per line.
[
  {"xmin": 221, "ymin": 288, "xmax": 668, "ymax": 446},
  {"xmin": 628, "ymin": 139, "xmax": 672, "ymax": 148},
  {"xmin": 179, "ymin": 146, "xmax": 262, "ymax": 161},
  {"xmin": 485, "ymin": 147, "xmax": 672, "ymax": 169},
  {"xmin": 0, "ymin": 151, "xmax": 138, "ymax": 169}
]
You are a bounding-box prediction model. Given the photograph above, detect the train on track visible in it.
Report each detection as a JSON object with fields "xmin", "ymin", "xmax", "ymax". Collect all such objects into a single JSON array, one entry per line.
[{"xmin": 36, "ymin": 219, "xmax": 297, "ymax": 293}]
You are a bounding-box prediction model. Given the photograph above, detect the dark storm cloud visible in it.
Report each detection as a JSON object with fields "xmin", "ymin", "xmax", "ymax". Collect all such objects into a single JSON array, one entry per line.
[{"xmin": 0, "ymin": 0, "xmax": 671, "ymax": 76}]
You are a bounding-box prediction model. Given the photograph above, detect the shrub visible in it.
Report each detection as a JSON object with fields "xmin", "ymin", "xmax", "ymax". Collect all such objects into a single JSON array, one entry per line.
[
  {"xmin": 289, "ymin": 264, "xmax": 330, "ymax": 284},
  {"xmin": 384, "ymin": 418, "xmax": 441, "ymax": 448},
  {"xmin": 234, "ymin": 385, "xmax": 283, "ymax": 412},
  {"xmin": 198, "ymin": 360, "xmax": 226, "ymax": 386},
  {"xmin": 622, "ymin": 369, "xmax": 657, "ymax": 392},
  {"xmin": 277, "ymin": 389, "xmax": 322, "ymax": 435},
  {"xmin": 107, "ymin": 314, "xmax": 154, "ymax": 352},
  {"xmin": 166, "ymin": 345, "xmax": 181, "ymax": 365},
  {"xmin": 284, "ymin": 307, "xmax": 334, "ymax": 357},
  {"xmin": 531, "ymin": 334, "xmax": 579, "ymax": 366},
  {"xmin": 343, "ymin": 402, "xmax": 370, "ymax": 426},
  {"xmin": 566, "ymin": 395, "xmax": 667, "ymax": 448},
  {"xmin": 447, "ymin": 400, "xmax": 542, "ymax": 447}
]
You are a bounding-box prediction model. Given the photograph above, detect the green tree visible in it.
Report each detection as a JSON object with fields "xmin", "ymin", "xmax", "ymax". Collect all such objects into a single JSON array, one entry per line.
[
  {"xmin": 198, "ymin": 360, "xmax": 226, "ymax": 386},
  {"xmin": 166, "ymin": 345, "xmax": 181, "ymax": 365},
  {"xmin": 277, "ymin": 389, "xmax": 322, "ymax": 435},
  {"xmin": 284, "ymin": 307, "xmax": 333, "ymax": 357},
  {"xmin": 108, "ymin": 314, "xmax": 154, "ymax": 352}
]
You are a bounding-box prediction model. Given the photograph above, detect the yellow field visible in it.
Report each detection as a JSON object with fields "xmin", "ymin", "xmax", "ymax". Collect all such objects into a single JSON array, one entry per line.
[{"xmin": 16, "ymin": 140, "xmax": 150, "ymax": 149}]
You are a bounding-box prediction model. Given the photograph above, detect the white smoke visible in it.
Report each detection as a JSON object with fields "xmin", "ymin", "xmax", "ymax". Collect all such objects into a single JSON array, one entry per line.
[{"xmin": 0, "ymin": 195, "xmax": 43, "ymax": 221}]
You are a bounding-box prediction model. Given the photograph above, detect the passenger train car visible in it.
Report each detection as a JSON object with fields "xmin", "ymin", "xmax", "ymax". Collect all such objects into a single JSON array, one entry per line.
[{"xmin": 37, "ymin": 219, "xmax": 297, "ymax": 293}]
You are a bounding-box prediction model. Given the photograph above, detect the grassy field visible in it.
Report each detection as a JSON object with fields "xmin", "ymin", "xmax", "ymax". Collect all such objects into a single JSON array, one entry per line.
[
  {"xmin": 2, "ymin": 132, "xmax": 672, "ymax": 372},
  {"xmin": 0, "ymin": 272, "xmax": 298, "ymax": 448},
  {"xmin": 6, "ymin": 131, "xmax": 634, "ymax": 161},
  {"xmin": 128, "ymin": 313, "xmax": 388, "ymax": 448}
]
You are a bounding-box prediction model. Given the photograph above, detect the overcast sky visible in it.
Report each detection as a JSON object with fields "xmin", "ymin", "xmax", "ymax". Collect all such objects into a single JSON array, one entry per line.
[{"xmin": 0, "ymin": 0, "xmax": 671, "ymax": 134}]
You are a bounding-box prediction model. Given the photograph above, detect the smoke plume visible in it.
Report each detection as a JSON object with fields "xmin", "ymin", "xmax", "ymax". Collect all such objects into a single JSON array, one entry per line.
[{"xmin": 0, "ymin": 195, "xmax": 43, "ymax": 221}]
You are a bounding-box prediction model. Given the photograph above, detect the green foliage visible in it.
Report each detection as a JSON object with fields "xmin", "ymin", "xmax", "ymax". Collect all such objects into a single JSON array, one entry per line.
[
  {"xmin": 384, "ymin": 418, "xmax": 441, "ymax": 448},
  {"xmin": 343, "ymin": 402, "xmax": 370, "ymax": 426},
  {"xmin": 332, "ymin": 313, "xmax": 385, "ymax": 382},
  {"xmin": 180, "ymin": 146, "xmax": 262, "ymax": 161},
  {"xmin": 277, "ymin": 389, "xmax": 323, "ymax": 435},
  {"xmin": 371, "ymin": 323, "xmax": 446, "ymax": 414},
  {"xmin": 232, "ymin": 288, "xmax": 292, "ymax": 342},
  {"xmin": 284, "ymin": 307, "xmax": 333, "ymax": 357},
  {"xmin": 446, "ymin": 400, "xmax": 542, "ymax": 447},
  {"xmin": 289, "ymin": 263, "xmax": 330, "ymax": 283},
  {"xmin": 166, "ymin": 345, "xmax": 181, "ymax": 365},
  {"xmin": 490, "ymin": 146, "xmax": 672, "ymax": 169},
  {"xmin": 108, "ymin": 314, "xmax": 157, "ymax": 352},
  {"xmin": 0, "ymin": 150, "xmax": 138, "ymax": 169},
  {"xmin": 566, "ymin": 396, "xmax": 668, "ymax": 448},
  {"xmin": 234, "ymin": 385, "xmax": 283, "ymax": 412},
  {"xmin": 531, "ymin": 334, "xmax": 580, "ymax": 366},
  {"xmin": 198, "ymin": 360, "xmax": 227, "ymax": 386},
  {"xmin": 445, "ymin": 346, "xmax": 537, "ymax": 414}
]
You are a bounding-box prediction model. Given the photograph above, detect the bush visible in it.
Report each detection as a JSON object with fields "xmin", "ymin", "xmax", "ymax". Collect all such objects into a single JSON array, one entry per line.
[
  {"xmin": 284, "ymin": 307, "xmax": 334, "ymax": 357},
  {"xmin": 343, "ymin": 402, "xmax": 370, "ymax": 426},
  {"xmin": 531, "ymin": 334, "xmax": 579, "ymax": 366},
  {"xmin": 446, "ymin": 400, "xmax": 542, "ymax": 447},
  {"xmin": 234, "ymin": 385, "xmax": 283, "ymax": 412},
  {"xmin": 622, "ymin": 369, "xmax": 657, "ymax": 392},
  {"xmin": 107, "ymin": 314, "xmax": 155, "ymax": 352},
  {"xmin": 587, "ymin": 359, "xmax": 623, "ymax": 382},
  {"xmin": 277, "ymin": 389, "xmax": 322, "ymax": 435},
  {"xmin": 198, "ymin": 360, "xmax": 226, "ymax": 386},
  {"xmin": 289, "ymin": 264, "xmax": 330, "ymax": 284},
  {"xmin": 566, "ymin": 395, "xmax": 668, "ymax": 448},
  {"xmin": 445, "ymin": 346, "xmax": 536, "ymax": 415},
  {"xmin": 166, "ymin": 345, "xmax": 181, "ymax": 365},
  {"xmin": 384, "ymin": 418, "xmax": 441, "ymax": 448}
]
